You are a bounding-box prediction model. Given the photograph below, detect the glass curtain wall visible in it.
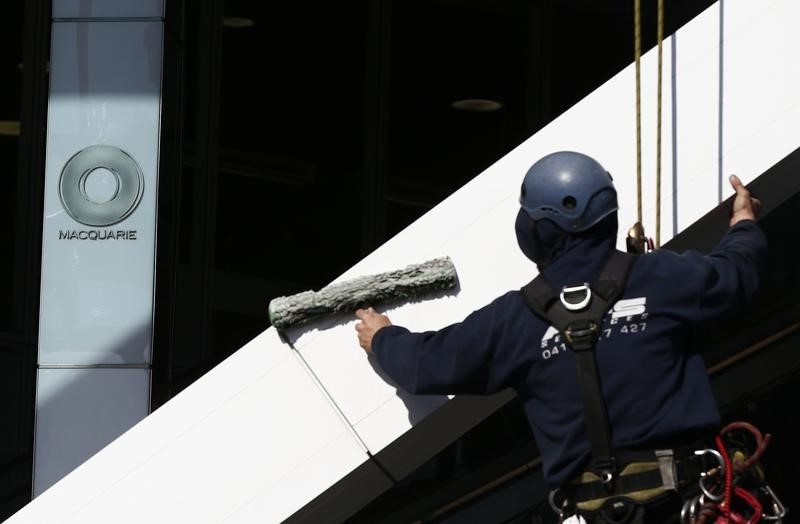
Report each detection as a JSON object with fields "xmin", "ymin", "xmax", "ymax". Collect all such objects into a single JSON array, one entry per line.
[
  {"xmin": 162, "ymin": 0, "xmax": 713, "ymax": 409},
  {"xmin": 156, "ymin": 0, "xmax": 718, "ymax": 520}
]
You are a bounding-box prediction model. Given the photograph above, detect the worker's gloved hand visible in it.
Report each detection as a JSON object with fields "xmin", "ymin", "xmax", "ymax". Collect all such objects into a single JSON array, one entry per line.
[
  {"xmin": 355, "ymin": 307, "xmax": 392, "ymax": 354},
  {"xmin": 729, "ymin": 174, "xmax": 761, "ymax": 226}
]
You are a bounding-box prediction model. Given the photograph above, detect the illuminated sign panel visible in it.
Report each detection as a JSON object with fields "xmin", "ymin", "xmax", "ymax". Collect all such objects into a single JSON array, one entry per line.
[{"xmin": 37, "ymin": 21, "xmax": 162, "ymax": 366}]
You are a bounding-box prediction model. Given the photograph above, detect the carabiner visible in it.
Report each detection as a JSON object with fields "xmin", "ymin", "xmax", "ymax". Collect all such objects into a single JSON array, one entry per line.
[
  {"xmin": 680, "ymin": 494, "xmax": 701, "ymax": 523},
  {"xmin": 694, "ymin": 448, "xmax": 725, "ymax": 502},
  {"xmin": 761, "ymin": 483, "xmax": 787, "ymax": 521}
]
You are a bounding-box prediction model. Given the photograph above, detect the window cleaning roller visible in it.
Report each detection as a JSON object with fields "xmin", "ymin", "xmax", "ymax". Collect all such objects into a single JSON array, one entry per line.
[{"xmin": 268, "ymin": 257, "xmax": 459, "ymax": 330}]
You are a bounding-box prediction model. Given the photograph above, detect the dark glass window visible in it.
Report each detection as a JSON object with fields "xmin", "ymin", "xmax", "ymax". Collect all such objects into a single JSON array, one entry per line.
[
  {"xmin": 0, "ymin": 2, "xmax": 25, "ymax": 333},
  {"xmin": 163, "ymin": 0, "xmax": 718, "ymax": 403},
  {"xmin": 0, "ymin": 0, "xmax": 49, "ymax": 518}
]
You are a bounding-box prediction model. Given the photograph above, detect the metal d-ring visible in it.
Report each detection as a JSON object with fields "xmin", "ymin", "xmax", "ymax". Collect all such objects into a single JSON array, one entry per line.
[{"xmin": 560, "ymin": 283, "xmax": 591, "ymax": 311}]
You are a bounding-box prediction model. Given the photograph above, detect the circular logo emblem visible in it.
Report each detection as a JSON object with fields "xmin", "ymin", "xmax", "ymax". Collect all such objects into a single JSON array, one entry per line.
[{"xmin": 58, "ymin": 144, "xmax": 144, "ymax": 227}]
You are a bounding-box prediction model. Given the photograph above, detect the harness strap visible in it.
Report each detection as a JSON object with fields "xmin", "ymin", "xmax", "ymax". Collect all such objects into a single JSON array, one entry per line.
[
  {"xmin": 521, "ymin": 250, "xmax": 637, "ymax": 480},
  {"xmin": 567, "ymin": 452, "xmax": 707, "ymax": 504}
]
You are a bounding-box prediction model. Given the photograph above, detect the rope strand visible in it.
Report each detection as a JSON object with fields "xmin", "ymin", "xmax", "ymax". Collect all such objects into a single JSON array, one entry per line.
[
  {"xmin": 634, "ymin": 0, "xmax": 665, "ymax": 248},
  {"xmin": 634, "ymin": 0, "xmax": 643, "ymax": 225},
  {"xmin": 655, "ymin": 0, "xmax": 664, "ymax": 247}
]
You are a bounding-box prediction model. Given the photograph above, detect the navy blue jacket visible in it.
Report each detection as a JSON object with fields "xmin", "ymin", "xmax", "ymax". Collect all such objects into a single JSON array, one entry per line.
[{"xmin": 372, "ymin": 220, "xmax": 767, "ymax": 486}]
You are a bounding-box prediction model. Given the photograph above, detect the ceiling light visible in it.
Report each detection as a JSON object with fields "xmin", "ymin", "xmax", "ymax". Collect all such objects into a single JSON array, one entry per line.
[
  {"xmin": 0, "ymin": 121, "xmax": 20, "ymax": 136},
  {"xmin": 223, "ymin": 17, "xmax": 255, "ymax": 28},
  {"xmin": 451, "ymin": 99, "xmax": 503, "ymax": 112}
]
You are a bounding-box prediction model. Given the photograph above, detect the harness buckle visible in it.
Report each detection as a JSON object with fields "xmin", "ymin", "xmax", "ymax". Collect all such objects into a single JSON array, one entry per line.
[
  {"xmin": 564, "ymin": 321, "xmax": 599, "ymax": 348},
  {"xmin": 655, "ymin": 449, "xmax": 677, "ymax": 490}
]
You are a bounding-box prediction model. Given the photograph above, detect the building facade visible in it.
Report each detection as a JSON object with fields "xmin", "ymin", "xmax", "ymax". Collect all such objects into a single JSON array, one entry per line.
[{"xmin": 2, "ymin": 1, "xmax": 799, "ymax": 522}]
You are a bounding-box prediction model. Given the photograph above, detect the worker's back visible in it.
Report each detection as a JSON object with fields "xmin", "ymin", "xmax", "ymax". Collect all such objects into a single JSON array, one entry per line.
[
  {"xmin": 361, "ymin": 153, "xmax": 768, "ymax": 522},
  {"xmin": 372, "ymin": 219, "xmax": 766, "ymax": 486},
  {"xmin": 517, "ymin": 219, "xmax": 765, "ymax": 484}
]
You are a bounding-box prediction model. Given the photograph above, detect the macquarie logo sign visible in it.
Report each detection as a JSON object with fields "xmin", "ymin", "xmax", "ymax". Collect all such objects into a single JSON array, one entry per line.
[{"xmin": 57, "ymin": 144, "xmax": 144, "ymax": 241}]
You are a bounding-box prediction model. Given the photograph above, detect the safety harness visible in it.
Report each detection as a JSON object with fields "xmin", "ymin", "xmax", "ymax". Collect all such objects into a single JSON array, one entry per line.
[
  {"xmin": 524, "ymin": 250, "xmax": 709, "ymax": 522},
  {"xmin": 522, "ymin": 250, "xmax": 635, "ymax": 486},
  {"xmin": 522, "ymin": 250, "xmax": 706, "ymax": 521},
  {"xmin": 520, "ymin": 250, "xmax": 787, "ymax": 523}
]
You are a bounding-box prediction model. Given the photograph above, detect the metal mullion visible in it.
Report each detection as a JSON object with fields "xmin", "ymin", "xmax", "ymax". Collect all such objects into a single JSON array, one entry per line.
[
  {"xmin": 12, "ymin": 0, "xmax": 50, "ymax": 341},
  {"xmin": 151, "ymin": 0, "xmax": 186, "ymax": 407},
  {"xmin": 9, "ymin": 0, "xmax": 51, "ymax": 510},
  {"xmin": 190, "ymin": 0, "xmax": 224, "ymax": 368},
  {"xmin": 361, "ymin": 0, "xmax": 392, "ymax": 254}
]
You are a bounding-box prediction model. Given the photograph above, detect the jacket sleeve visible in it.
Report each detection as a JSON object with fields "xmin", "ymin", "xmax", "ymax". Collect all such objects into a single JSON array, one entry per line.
[
  {"xmin": 371, "ymin": 300, "xmax": 506, "ymax": 396},
  {"xmin": 693, "ymin": 219, "xmax": 768, "ymax": 324}
]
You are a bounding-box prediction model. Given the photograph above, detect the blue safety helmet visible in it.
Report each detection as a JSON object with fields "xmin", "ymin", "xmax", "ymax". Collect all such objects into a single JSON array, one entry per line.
[{"xmin": 519, "ymin": 151, "xmax": 618, "ymax": 232}]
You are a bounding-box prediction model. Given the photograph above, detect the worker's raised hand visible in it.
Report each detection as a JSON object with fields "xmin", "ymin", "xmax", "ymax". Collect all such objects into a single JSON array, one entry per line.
[
  {"xmin": 729, "ymin": 175, "xmax": 761, "ymax": 227},
  {"xmin": 355, "ymin": 307, "xmax": 392, "ymax": 354}
]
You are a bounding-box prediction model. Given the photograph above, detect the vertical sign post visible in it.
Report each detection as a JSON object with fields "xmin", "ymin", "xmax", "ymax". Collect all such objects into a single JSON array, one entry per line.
[{"xmin": 34, "ymin": 0, "xmax": 165, "ymax": 495}]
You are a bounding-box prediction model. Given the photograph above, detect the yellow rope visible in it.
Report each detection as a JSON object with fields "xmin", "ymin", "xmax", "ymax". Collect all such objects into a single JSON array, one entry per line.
[
  {"xmin": 634, "ymin": 0, "xmax": 643, "ymax": 225},
  {"xmin": 655, "ymin": 0, "xmax": 664, "ymax": 247},
  {"xmin": 634, "ymin": 0, "xmax": 666, "ymax": 248}
]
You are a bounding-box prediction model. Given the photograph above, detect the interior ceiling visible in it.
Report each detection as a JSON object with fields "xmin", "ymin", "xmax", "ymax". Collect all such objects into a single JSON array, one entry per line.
[
  {"xmin": 201, "ymin": 0, "xmax": 717, "ymax": 317},
  {"xmin": 216, "ymin": 0, "xmax": 714, "ymax": 209}
]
